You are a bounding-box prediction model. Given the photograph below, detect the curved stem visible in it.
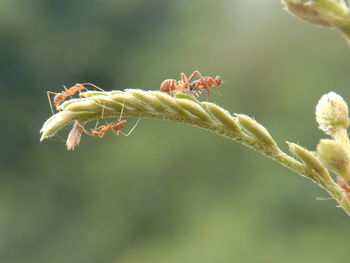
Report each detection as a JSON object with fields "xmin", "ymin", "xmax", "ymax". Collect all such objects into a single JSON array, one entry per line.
[
  {"xmin": 40, "ymin": 89, "xmax": 350, "ymax": 216},
  {"xmin": 339, "ymin": 22, "xmax": 350, "ymax": 47}
]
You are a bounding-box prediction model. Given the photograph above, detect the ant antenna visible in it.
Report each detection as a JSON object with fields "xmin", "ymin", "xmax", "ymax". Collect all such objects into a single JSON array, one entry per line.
[{"xmin": 79, "ymin": 83, "xmax": 105, "ymax": 92}]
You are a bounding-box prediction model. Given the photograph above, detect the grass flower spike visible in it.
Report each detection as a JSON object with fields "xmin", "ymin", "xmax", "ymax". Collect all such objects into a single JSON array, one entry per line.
[
  {"xmin": 282, "ymin": 0, "xmax": 350, "ymax": 47},
  {"xmin": 40, "ymin": 89, "xmax": 350, "ymax": 216}
]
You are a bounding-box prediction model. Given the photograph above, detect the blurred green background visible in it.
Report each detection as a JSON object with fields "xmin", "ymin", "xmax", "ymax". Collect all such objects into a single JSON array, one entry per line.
[{"xmin": 1, "ymin": 0, "xmax": 350, "ymax": 262}]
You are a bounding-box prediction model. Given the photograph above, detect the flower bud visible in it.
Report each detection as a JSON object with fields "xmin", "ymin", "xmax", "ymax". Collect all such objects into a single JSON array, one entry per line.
[
  {"xmin": 317, "ymin": 139, "xmax": 350, "ymax": 183},
  {"xmin": 282, "ymin": 0, "xmax": 349, "ymax": 27},
  {"xmin": 315, "ymin": 92, "xmax": 349, "ymax": 136},
  {"xmin": 288, "ymin": 142, "xmax": 328, "ymax": 178},
  {"xmin": 236, "ymin": 114, "xmax": 279, "ymax": 153}
]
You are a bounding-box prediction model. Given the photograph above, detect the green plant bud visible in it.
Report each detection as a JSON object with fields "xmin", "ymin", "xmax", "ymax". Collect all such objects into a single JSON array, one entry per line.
[
  {"xmin": 236, "ymin": 114, "xmax": 279, "ymax": 152},
  {"xmin": 315, "ymin": 92, "xmax": 349, "ymax": 136},
  {"xmin": 282, "ymin": 0, "xmax": 349, "ymax": 27},
  {"xmin": 288, "ymin": 142, "xmax": 329, "ymax": 177},
  {"xmin": 317, "ymin": 139, "xmax": 350, "ymax": 182},
  {"xmin": 203, "ymin": 102, "xmax": 241, "ymax": 133}
]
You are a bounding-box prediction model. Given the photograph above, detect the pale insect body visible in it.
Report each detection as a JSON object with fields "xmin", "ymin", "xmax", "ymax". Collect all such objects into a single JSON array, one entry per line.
[{"xmin": 66, "ymin": 121, "xmax": 85, "ymax": 150}]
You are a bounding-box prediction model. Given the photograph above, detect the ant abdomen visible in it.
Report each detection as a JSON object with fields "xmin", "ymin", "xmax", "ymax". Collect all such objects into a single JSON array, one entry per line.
[{"xmin": 160, "ymin": 79, "xmax": 177, "ymax": 93}]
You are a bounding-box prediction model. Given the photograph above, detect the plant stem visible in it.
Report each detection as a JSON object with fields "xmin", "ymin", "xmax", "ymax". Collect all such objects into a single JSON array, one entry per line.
[
  {"xmin": 339, "ymin": 22, "xmax": 350, "ymax": 47},
  {"xmin": 40, "ymin": 89, "xmax": 350, "ymax": 216}
]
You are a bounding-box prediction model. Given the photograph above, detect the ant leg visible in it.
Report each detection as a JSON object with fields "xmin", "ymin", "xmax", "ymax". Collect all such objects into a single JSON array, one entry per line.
[
  {"xmin": 110, "ymin": 100, "xmax": 127, "ymax": 136},
  {"xmin": 215, "ymin": 88, "xmax": 223, "ymax": 97},
  {"xmin": 97, "ymin": 131, "xmax": 105, "ymax": 138},
  {"xmin": 206, "ymin": 88, "xmax": 211, "ymax": 101},
  {"xmin": 189, "ymin": 70, "xmax": 209, "ymax": 90},
  {"xmin": 62, "ymin": 85, "xmax": 70, "ymax": 93},
  {"xmin": 120, "ymin": 118, "xmax": 141, "ymax": 136},
  {"xmin": 111, "ymin": 128, "xmax": 121, "ymax": 136},
  {"xmin": 94, "ymin": 125, "xmax": 106, "ymax": 130},
  {"xmin": 187, "ymin": 70, "xmax": 205, "ymax": 83},
  {"xmin": 93, "ymin": 104, "xmax": 106, "ymax": 130},
  {"xmin": 118, "ymin": 99, "xmax": 126, "ymax": 122},
  {"xmin": 180, "ymin": 72, "xmax": 189, "ymax": 89},
  {"xmin": 188, "ymin": 70, "xmax": 211, "ymax": 100},
  {"xmin": 47, "ymin": 91, "xmax": 58, "ymax": 115}
]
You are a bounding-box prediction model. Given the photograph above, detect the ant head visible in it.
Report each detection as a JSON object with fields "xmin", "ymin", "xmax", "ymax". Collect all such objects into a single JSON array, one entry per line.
[
  {"xmin": 214, "ymin": 76, "xmax": 223, "ymax": 86},
  {"xmin": 74, "ymin": 83, "xmax": 86, "ymax": 91},
  {"xmin": 91, "ymin": 130, "xmax": 100, "ymax": 137},
  {"xmin": 113, "ymin": 120, "xmax": 127, "ymax": 131},
  {"xmin": 160, "ymin": 79, "xmax": 177, "ymax": 93}
]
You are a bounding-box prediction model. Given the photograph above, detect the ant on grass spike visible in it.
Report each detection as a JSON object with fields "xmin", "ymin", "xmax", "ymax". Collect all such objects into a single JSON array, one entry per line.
[
  {"xmin": 65, "ymin": 101, "xmax": 140, "ymax": 150},
  {"xmin": 160, "ymin": 72, "xmax": 188, "ymax": 94},
  {"xmin": 160, "ymin": 70, "xmax": 222, "ymax": 99},
  {"xmin": 90, "ymin": 101, "xmax": 140, "ymax": 138},
  {"xmin": 338, "ymin": 177, "xmax": 350, "ymax": 198},
  {"xmin": 90, "ymin": 121, "xmax": 127, "ymax": 137},
  {"xmin": 188, "ymin": 75, "xmax": 223, "ymax": 98},
  {"xmin": 47, "ymin": 83, "xmax": 103, "ymax": 114}
]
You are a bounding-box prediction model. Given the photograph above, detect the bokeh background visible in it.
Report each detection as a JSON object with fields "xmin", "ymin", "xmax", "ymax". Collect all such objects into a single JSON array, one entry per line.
[{"xmin": 1, "ymin": 0, "xmax": 350, "ymax": 262}]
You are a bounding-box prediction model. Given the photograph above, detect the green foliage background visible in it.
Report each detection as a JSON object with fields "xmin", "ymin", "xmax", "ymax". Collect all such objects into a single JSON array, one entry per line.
[{"xmin": 1, "ymin": 0, "xmax": 350, "ymax": 262}]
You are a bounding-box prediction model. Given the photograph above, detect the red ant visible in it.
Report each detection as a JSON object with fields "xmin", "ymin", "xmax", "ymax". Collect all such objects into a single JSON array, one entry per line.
[
  {"xmin": 338, "ymin": 177, "xmax": 350, "ymax": 193},
  {"xmin": 316, "ymin": 177, "xmax": 350, "ymax": 204},
  {"xmin": 160, "ymin": 70, "xmax": 222, "ymax": 98},
  {"xmin": 160, "ymin": 72, "xmax": 190, "ymax": 94},
  {"xmin": 91, "ymin": 121, "xmax": 127, "ymax": 137},
  {"xmin": 47, "ymin": 83, "xmax": 103, "ymax": 114},
  {"xmin": 90, "ymin": 100, "xmax": 140, "ymax": 138},
  {"xmin": 188, "ymin": 75, "xmax": 222, "ymax": 98}
]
